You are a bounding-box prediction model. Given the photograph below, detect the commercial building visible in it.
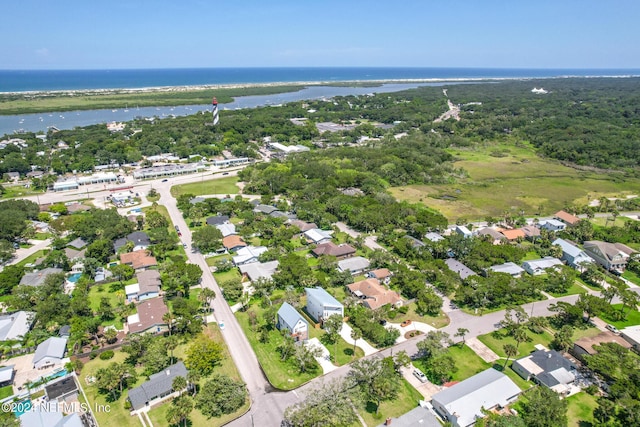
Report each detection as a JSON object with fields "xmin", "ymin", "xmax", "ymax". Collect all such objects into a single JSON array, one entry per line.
[{"xmin": 133, "ymin": 163, "xmax": 206, "ymax": 180}]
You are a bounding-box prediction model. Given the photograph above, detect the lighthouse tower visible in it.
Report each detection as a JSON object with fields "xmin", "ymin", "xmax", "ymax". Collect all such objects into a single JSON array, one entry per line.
[{"xmin": 212, "ymin": 97, "xmax": 219, "ymax": 125}]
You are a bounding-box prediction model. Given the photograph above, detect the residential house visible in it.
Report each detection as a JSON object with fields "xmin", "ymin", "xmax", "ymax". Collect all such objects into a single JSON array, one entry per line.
[
  {"xmin": 367, "ymin": 268, "xmax": 393, "ymax": 284},
  {"xmin": 539, "ymin": 219, "xmax": 566, "ymax": 232},
  {"xmin": 125, "ymin": 270, "xmax": 161, "ymax": 303},
  {"xmin": 305, "ymin": 287, "xmax": 344, "ymax": 323},
  {"xmin": 621, "ymin": 325, "xmax": 640, "ymax": 350},
  {"xmin": 45, "ymin": 376, "xmax": 79, "ymax": 402},
  {"xmin": 555, "ymin": 210, "xmax": 581, "ymax": 227},
  {"xmin": 19, "ymin": 408, "xmax": 83, "ymax": 427},
  {"xmin": 347, "ymin": 278, "xmax": 402, "ymax": 310},
  {"xmin": 276, "ymin": 302, "xmax": 308, "ymax": 342},
  {"xmin": 289, "ymin": 219, "xmax": 318, "ymax": 233},
  {"xmin": 216, "ymin": 223, "xmax": 237, "ymax": 237},
  {"xmin": 128, "ymin": 361, "xmax": 189, "ymax": 411},
  {"xmin": 114, "ymin": 231, "xmax": 151, "ymax": 252},
  {"xmin": 33, "ymin": 337, "xmax": 68, "ymax": 369},
  {"xmin": 403, "ymin": 235, "xmax": 426, "ymax": 248},
  {"xmin": 206, "ymin": 215, "xmax": 230, "ymax": 226},
  {"xmin": 67, "ymin": 237, "xmax": 87, "ymax": 250},
  {"xmin": 338, "ymin": 256, "xmax": 371, "ymax": 275},
  {"xmin": 522, "ymin": 257, "xmax": 564, "ymax": 275},
  {"xmin": 6, "ymin": 172, "xmax": 20, "ymax": 182},
  {"xmin": 0, "ymin": 366, "xmax": 14, "ymax": 387},
  {"xmin": 120, "ymin": 250, "xmax": 158, "ymax": 271},
  {"xmin": 431, "ymin": 368, "xmax": 521, "ymax": 427},
  {"xmin": 0, "ymin": 311, "xmax": 34, "ymax": 341},
  {"xmin": 65, "ymin": 203, "xmax": 90, "ymax": 214},
  {"xmin": 223, "ymin": 235, "xmax": 247, "ymax": 253},
  {"xmin": 304, "ymin": 228, "xmax": 333, "ymax": 244},
  {"xmin": 552, "ymin": 238, "xmax": 594, "ymax": 270},
  {"xmin": 58, "ymin": 325, "xmax": 71, "ymax": 338},
  {"xmin": 239, "ymin": 260, "xmax": 279, "ymax": 282},
  {"xmin": 455, "ymin": 225, "xmax": 472, "ymax": 238},
  {"xmin": 425, "ymin": 232, "xmax": 445, "ymax": 242},
  {"xmin": 512, "ymin": 348, "xmax": 577, "ymax": 395},
  {"xmin": 253, "ymin": 204, "xmax": 280, "ymax": 215},
  {"xmin": 19, "ymin": 268, "xmax": 63, "ymax": 287},
  {"xmin": 487, "ymin": 262, "xmax": 525, "ymax": 277},
  {"xmin": 376, "ymin": 406, "xmax": 441, "ymax": 427},
  {"xmin": 444, "ymin": 258, "xmax": 477, "ymax": 280},
  {"xmin": 583, "ymin": 240, "xmax": 635, "ymax": 273},
  {"xmin": 311, "ymin": 242, "xmax": 356, "ymax": 259},
  {"xmin": 477, "ymin": 227, "xmax": 507, "ymax": 245},
  {"xmin": 500, "ymin": 229, "xmax": 526, "ymax": 242},
  {"xmin": 520, "ymin": 225, "xmax": 541, "ymax": 241},
  {"xmin": 572, "ymin": 331, "xmax": 632, "ymax": 362},
  {"xmin": 232, "ymin": 246, "xmax": 268, "ymax": 265},
  {"xmin": 127, "ymin": 297, "xmax": 169, "ymax": 335}
]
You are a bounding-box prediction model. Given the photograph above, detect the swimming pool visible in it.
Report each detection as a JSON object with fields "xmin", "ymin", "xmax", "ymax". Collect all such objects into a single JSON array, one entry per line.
[
  {"xmin": 66, "ymin": 273, "xmax": 82, "ymax": 283},
  {"xmin": 14, "ymin": 399, "xmax": 32, "ymax": 417}
]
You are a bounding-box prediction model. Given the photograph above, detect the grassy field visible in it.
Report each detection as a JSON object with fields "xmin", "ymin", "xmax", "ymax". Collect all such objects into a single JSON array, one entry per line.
[
  {"xmin": 447, "ymin": 344, "xmax": 491, "ymax": 381},
  {"xmin": 359, "ymin": 378, "xmax": 423, "ymax": 427},
  {"xmin": 389, "ymin": 142, "xmax": 640, "ymax": 221},
  {"xmin": 170, "ymin": 176, "xmax": 241, "ymax": 197},
  {"xmin": 15, "ymin": 249, "xmax": 49, "ymax": 267},
  {"xmin": 566, "ymin": 392, "xmax": 598, "ymax": 427},
  {"xmin": 478, "ymin": 329, "xmax": 555, "ymax": 358},
  {"xmin": 0, "ymin": 385, "xmax": 13, "ymax": 399},
  {"xmin": 623, "ymin": 269, "xmax": 640, "ymax": 286},
  {"xmin": 205, "ymin": 253, "xmax": 232, "ymax": 267},
  {"xmin": 389, "ymin": 302, "xmax": 450, "ymax": 329},
  {"xmin": 600, "ymin": 304, "xmax": 640, "ymax": 328},
  {"xmin": 0, "ymin": 85, "xmax": 307, "ymax": 115},
  {"xmin": 549, "ymin": 282, "xmax": 588, "ymax": 298}
]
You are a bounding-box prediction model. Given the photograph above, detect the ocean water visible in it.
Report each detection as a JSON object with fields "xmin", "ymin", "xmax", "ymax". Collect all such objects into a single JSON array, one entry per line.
[{"xmin": 1, "ymin": 67, "xmax": 639, "ymax": 92}]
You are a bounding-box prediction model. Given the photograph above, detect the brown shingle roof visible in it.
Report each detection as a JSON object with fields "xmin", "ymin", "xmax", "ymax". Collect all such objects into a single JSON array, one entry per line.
[
  {"xmin": 369, "ymin": 268, "xmax": 392, "ymax": 280},
  {"xmin": 555, "ymin": 210, "xmax": 581, "ymax": 226},
  {"xmin": 289, "ymin": 220, "xmax": 317, "ymax": 233},
  {"xmin": 223, "ymin": 235, "xmax": 246, "ymax": 250},
  {"xmin": 120, "ymin": 250, "xmax": 157, "ymax": 270},
  {"xmin": 520, "ymin": 225, "xmax": 541, "ymax": 238},
  {"xmin": 312, "ymin": 242, "xmax": 356, "ymax": 258},
  {"xmin": 136, "ymin": 270, "xmax": 161, "ymax": 295},
  {"xmin": 347, "ymin": 278, "xmax": 402, "ymax": 310},
  {"xmin": 128, "ymin": 297, "xmax": 168, "ymax": 334}
]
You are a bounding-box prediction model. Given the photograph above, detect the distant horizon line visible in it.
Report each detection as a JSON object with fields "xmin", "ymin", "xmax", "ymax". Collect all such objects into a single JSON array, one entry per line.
[{"xmin": 2, "ymin": 66, "xmax": 640, "ymax": 72}]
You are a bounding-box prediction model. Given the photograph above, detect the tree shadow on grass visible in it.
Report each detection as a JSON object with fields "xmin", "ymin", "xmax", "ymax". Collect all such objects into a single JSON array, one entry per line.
[{"xmin": 343, "ymin": 348, "xmax": 354, "ymax": 357}]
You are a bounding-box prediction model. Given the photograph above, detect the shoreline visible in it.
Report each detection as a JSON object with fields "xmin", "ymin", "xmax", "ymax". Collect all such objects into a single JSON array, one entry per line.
[{"xmin": 3, "ymin": 74, "xmax": 639, "ymax": 97}]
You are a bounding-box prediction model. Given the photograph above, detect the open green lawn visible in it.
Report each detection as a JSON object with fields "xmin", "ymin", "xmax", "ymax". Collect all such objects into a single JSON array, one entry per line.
[
  {"xmin": 205, "ymin": 253, "xmax": 231, "ymax": 267},
  {"xmin": 359, "ymin": 379, "xmax": 423, "ymax": 427},
  {"xmin": 623, "ymin": 269, "xmax": 640, "ymax": 286},
  {"xmin": 81, "ymin": 351, "xmax": 144, "ymax": 427},
  {"xmin": 590, "ymin": 216, "xmax": 632, "ymax": 228},
  {"xmin": 478, "ymin": 329, "xmax": 555, "ymax": 358},
  {"xmin": 549, "ymin": 282, "xmax": 588, "ymax": 298},
  {"xmin": 15, "ymin": 249, "xmax": 49, "ymax": 267},
  {"xmin": 170, "ymin": 176, "xmax": 241, "ymax": 197},
  {"xmin": 213, "ymin": 269, "xmax": 241, "ymax": 284},
  {"xmin": 0, "ymin": 186, "xmax": 42, "ymax": 199},
  {"xmin": 0, "ymin": 385, "xmax": 13, "ymax": 399},
  {"xmin": 576, "ymin": 277, "xmax": 601, "ymax": 291},
  {"xmin": 235, "ymin": 304, "xmax": 321, "ymax": 390},
  {"xmin": 87, "ymin": 282, "xmax": 132, "ymax": 329},
  {"xmin": 307, "ymin": 326, "xmax": 365, "ymax": 366},
  {"xmin": 566, "ymin": 392, "xmax": 598, "ymax": 427},
  {"xmin": 388, "ymin": 302, "xmax": 450, "ymax": 329},
  {"xmin": 600, "ymin": 304, "xmax": 640, "ymax": 328},
  {"xmin": 147, "ymin": 324, "xmax": 250, "ymax": 427},
  {"xmin": 389, "ymin": 142, "xmax": 640, "ymax": 221},
  {"xmin": 447, "ymin": 344, "xmax": 491, "ymax": 381}
]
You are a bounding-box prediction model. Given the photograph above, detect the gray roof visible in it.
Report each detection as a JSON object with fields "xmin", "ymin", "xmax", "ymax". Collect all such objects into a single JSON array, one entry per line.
[
  {"xmin": 477, "ymin": 227, "xmax": 506, "ymax": 241},
  {"xmin": 431, "ymin": 368, "xmax": 521, "ymax": 427},
  {"xmin": 425, "ymin": 232, "xmax": 444, "ymax": 242},
  {"xmin": 277, "ymin": 302, "xmax": 307, "ymax": 330},
  {"xmin": 136, "ymin": 269, "xmax": 162, "ymax": 294},
  {"xmin": 376, "ymin": 405, "xmax": 440, "ymax": 427},
  {"xmin": 553, "ymin": 238, "xmax": 585, "ymax": 258},
  {"xmin": 19, "ymin": 268, "xmax": 63, "ymax": 287},
  {"xmin": 67, "ymin": 237, "xmax": 87, "ymax": 249},
  {"xmin": 514, "ymin": 349, "xmax": 577, "ymax": 388},
  {"xmin": 0, "ymin": 311, "xmax": 34, "ymax": 341},
  {"xmin": 338, "ymin": 256, "xmax": 371, "ymax": 273},
  {"xmin": 306, "ymin": 287, "xmax": 343, "ymax": 309},
  {"xmin": 444, "ymin": 258, "xmax": 476, "ymax": 280},
  {"xmin": 254, "ymin": 204, "xmax": 279, "ymax": 214},
  {"xmin": 33, "ymin": 337, "xmax": 67, "ymax": 365},
  {"xmin": 58, "ymin": 325, "xmax": 71, "ymax": 337},
  {"xmin": 20, "ymin": 410, "xmax": 83, "ymax": 427},
  {"xmin": 127, "ymin": 231, "xmax": 151, "ymax": 246},
  {"xmin": 128, "ymin": 361, "xmax": 188, "ymax": 410},
  {"xmin": 403, "ymin": 235, "xmax": 426, "ymax": 248},
  {"xmin": 45, "ymin": 376, "xmax": 78, "ymax": 400},
  {"xmin": 206, "ymin": 215, "xmax": 230, "ymax": 226},
  {"xmin": 0, "ymin": 365, "xmax": 14, "ymax": 383},
  {"xmin": 488, "ymin": 262, "xmax": 525, "ymax": 276},
  {"xmin": 522, "ymin": 257, "xmax": 563, "ymax": 271},
  {"xmin": 238, "ymin": 260, "xmax": 279, "ymax": 281}
]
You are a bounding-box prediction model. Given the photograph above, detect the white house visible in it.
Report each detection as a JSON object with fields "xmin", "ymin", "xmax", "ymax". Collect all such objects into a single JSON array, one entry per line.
[
  {"xmin": 304, "ymin": 228, "xmax": 333, "ymax": 244},
  {"xmin": 487, "ymin": 262, "xmax": 525, "ymax": 278},
  {"xmin": 276, "ymin": 302, "xmax": 308, "ymax": 342},
  {"xmin": 33, "ymin": 337, "xmax": 68, "ymax": 369},
  {"xmin": 305, "ymin": 287, "xmax": 344, "ymax": 323},
  {"xmin": 338, "ymin": 256, "xmax": 371, "ymax": 275},
  {"xmin": 539, "ymin": 219, "xmax": 566, "ymax": 232},
  {"xmin": 215, "ymin": 223, "xmax": 237, "ymax": 238},
  {"xmin": 522, "ymin": 257, "xmax": 564, "ymax": 275},
  {"xmin": 553, "ymin": 238, "xmax": 594, "ymax": 270},
  {"xmin": 455, "ymin": 225, "xmax": 472, "ymax": 238},
  {"xmin": 232, "ymin": 246, "xmax": 268, "ymax": 266}
]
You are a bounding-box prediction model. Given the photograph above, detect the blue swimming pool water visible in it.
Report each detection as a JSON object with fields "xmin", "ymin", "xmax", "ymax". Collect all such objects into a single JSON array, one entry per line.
[
  {"xmin": 14, "ymin": 399, "xmax": 32, "ymax": 417},
  {"xmin": 66, "ymin": 273, "xmax": 82, "ymax": 283}
]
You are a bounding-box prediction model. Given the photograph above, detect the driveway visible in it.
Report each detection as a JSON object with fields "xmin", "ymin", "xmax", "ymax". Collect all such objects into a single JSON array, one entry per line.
[
  {"xmin": 388, "ymin": 321, "xmax": 436, "ymax": 344},
  {"xmin": 10, "ymin": 353, "xmax": 67, "ymax": 391},
  {"xmin": 307, "ymin": 338, "xmax": 338, "ymax": 374},
  {"xmin": 401, "ymin": 365, "xmax": 442, "ymax": 400},
  {"xmin": 339, "ymin": 323, "xmax": 377, "ymax": 356}
]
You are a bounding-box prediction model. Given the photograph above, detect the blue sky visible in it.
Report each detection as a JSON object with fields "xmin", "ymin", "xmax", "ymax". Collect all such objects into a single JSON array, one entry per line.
[{"xmin": 2, "ymin": 0, "xmax": 639, "ymax": 69}]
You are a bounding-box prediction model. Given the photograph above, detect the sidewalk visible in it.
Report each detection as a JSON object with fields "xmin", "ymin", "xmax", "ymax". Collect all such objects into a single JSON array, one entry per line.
[{"xmin": 339, "ymin": 322, "xmax": 377, "ymax": 356}]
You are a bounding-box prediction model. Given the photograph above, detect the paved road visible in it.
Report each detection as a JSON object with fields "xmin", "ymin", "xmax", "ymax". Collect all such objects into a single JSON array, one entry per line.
[{"xmin": 0, "ymin": 238, "xmax": 52, "ymax": 273}]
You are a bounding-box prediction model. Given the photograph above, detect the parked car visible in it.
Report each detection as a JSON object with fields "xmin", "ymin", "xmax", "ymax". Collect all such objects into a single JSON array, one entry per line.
[
  {"xmin": 175, "ymin": 225, "xmax": 180, "ymax": 231},
  {"xmin": 606, "ymin": 324, "xmax": 620, "ymax": 334},
  {"xmin": 161, "ymin": 179, "xmax": 168, "ymax": 182},
  {"xmin": 219, "ymin": 321, "xmax": 225, "ymax": 330},
  {"xmin": 222, "ymin": 172, "xmax": 229, "ymax": 175},
  {"xmin": 413, "ymin": 368, "xmax": 428, "ymax": 383},
  {"xmin": 401, "ymin": 320, "xmax": 412, "ymax": 327},
  {"xmin": 182, "ymin": 243, "xmax": 187, "ymax": 249}
]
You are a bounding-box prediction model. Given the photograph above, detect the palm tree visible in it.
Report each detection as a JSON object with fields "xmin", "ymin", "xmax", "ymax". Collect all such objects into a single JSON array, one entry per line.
[
  {"xmin": 198, "ymin": 288, "xmax": 216, "ymax": 314},
  {"xmin": 163, "ymin": 311, "xmax": 175, "ymax": 337},
  {"xmin": 503, "ymin": 344, "xmax": 518, "ymax": 369},
  {"xmin": 350, "ymin": 327, "xmax": 362, "ymax": 358},
  {"xmin": 513, "ymin": 327, "xmax": 528, "ymax": 351},
  {"xmin": 172, "ymin": 375, "xmax": 187, "ymax": 397},
  {"xmin": 455, "ymin": 328, "xmax": 469, "ymax": 346}
]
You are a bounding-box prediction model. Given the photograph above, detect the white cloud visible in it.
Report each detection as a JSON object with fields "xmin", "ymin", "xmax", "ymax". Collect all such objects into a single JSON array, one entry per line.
[{"xmin": 35, "ymin": 48, "xmax": 50, "ymax": 57}]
